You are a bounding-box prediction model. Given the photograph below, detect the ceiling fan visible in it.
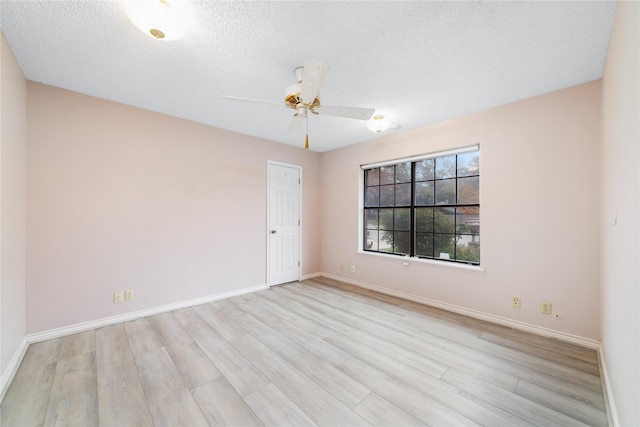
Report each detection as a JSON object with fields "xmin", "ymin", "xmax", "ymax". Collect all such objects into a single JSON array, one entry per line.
[{"xmin": 222, "ymin": 58, "xmax": 375, "ymax": 150}]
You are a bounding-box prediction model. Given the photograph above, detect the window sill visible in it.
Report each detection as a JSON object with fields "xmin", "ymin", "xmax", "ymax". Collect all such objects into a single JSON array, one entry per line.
[{"xmin": 357, "ymin": 250, "xmax": 485, "ymax": 272}]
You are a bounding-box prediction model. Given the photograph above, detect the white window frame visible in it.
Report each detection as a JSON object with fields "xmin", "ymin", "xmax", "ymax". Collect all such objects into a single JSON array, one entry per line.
[{"xmin": 357, "ymin": 144, "xmax": 484, "ymax": 272}]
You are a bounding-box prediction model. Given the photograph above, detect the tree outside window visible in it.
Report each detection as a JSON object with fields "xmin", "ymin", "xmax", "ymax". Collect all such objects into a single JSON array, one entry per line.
[{"xmin": 364, "ymin": 149, "xmax": 480, "ymax": 265}]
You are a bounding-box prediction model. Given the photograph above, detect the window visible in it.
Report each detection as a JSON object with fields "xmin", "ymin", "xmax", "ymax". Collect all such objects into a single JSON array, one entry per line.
[{"xmin": 363, "ymin": 146, "xmax": 480, "ymax": 265}]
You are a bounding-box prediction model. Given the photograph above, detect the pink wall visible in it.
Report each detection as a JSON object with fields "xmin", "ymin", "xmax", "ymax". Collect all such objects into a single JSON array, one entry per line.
[
  {"xmin": 26, "ymin": 83, "xmax": 320, "ymax": 333},
  {"xmin": 320, "ymin": 81, "xmax": 602, "ymax": 340},
  {"xmin": 600, "ymin": 1, "xmax": 640, "ymax": 425},
  {"xmin": 1, "ymin": 32, "xmax": 27, "ymax": 384}
]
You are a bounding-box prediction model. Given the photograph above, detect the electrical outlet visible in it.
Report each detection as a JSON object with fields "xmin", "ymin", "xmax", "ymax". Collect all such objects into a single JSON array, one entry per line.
[
  {"xmin": 125, "ymin": 289, "xmax": 134, "ymax": 301},
  {"xmin": 350, "ymin": 265, "xmax": 356, "ymax": 273},
  {"xmin": 114, "ymin": 291, "xmax": 124, "ymax": 304},
  {"xmin": 512, "ymin": 296, "xmax": 521, "ymax": 309},
  {"xmin": 540, "ymin": 301, "xmax": 552, "ymax": 314},
  {"xmin": 340, "ymin": 263, "xmax": 344, "ymax": 271}
]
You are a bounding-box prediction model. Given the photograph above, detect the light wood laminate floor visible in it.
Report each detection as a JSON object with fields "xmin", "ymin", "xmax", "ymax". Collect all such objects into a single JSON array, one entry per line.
[{"xmin": 1, "ymin": 277, "xmax": 609, "ymax": 426}]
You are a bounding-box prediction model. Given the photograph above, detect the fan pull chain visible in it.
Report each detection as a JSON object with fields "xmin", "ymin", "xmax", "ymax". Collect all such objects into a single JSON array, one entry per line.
[{"xmin": 305, "ymin": 114, "xmax": 309, "ymax": 150}]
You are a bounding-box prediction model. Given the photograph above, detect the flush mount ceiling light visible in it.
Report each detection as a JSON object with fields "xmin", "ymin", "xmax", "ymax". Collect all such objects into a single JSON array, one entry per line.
[
  {"xmin": 366, "ymin": 114, "xmax": 393, "ymax": 134},
  {"xmin": 124, "ymin": 0, "xmax": 188, "ymax": 41}
]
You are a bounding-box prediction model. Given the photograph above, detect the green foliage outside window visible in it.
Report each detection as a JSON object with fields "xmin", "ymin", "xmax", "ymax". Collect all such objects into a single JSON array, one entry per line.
[{"xmin": 364, "ymin": 149, "xmax": 480, "ymax": 265}]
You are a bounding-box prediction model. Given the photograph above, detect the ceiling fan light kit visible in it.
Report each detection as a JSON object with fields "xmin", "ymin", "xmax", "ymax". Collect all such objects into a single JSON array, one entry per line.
[
  {"xmin": 367, "ymin": 114, "xmax": 393, "ymax": 134},
  {"xmin": 223, "ymin": 58, "xmax": 375, "ymax": 150},
  {"xmin": 124, "ymin": 0, "xmax": 187, "ymax": 41}
]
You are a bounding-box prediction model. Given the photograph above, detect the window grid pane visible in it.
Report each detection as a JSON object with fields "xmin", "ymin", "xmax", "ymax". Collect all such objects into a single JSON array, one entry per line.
[
  {"xmin": 364, "ymin": 149, "xmax": 479, "ymax": 265},
  {"xmin": 379, "ymin": 185, "xmax": 394, "ymax": 206}
]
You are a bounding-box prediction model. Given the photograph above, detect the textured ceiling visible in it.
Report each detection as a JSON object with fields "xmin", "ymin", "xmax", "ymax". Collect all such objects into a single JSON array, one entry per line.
[{"xmin": 0, "ymin": 1, "xmax": 616, "ymax": 152}]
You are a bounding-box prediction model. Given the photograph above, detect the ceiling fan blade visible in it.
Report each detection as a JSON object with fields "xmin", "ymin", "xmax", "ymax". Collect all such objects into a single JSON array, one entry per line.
[
  {"xmin": 287, "ymin": 114, "xmax": 305, "ymax": 134},
  {"xmin": 315, "ymin": 105, "xmax": 375, "ymax": 121},
  {"xmin": 222, "ymin": 96, "xmax": 285, "ymax": 108},
  {"xmin": 300, "ymin": 57, "xmax": 327, "ymax": 104}
]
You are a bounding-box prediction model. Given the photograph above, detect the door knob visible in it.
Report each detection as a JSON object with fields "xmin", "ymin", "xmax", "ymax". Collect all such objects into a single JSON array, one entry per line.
[{"xmin": 270, "ymin": 230, "xmax": 277, "ymax": 234}]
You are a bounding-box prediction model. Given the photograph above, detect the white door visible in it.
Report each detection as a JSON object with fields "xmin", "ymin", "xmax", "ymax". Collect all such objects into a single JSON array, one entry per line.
[{"xmin": 268, "ymin": 163, "xmax": 301, "ymax": 286}]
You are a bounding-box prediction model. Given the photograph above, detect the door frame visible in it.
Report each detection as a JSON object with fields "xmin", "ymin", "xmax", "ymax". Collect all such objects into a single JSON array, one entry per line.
[{"xmin": 266, "ymin": 160, "xmax": 303, "ymax": 287}]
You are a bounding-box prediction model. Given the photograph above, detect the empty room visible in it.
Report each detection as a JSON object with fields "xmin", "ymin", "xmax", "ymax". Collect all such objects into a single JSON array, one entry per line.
[{"xmin": 1, "ymin": 1, "xmax": 638, "ymax": 426}]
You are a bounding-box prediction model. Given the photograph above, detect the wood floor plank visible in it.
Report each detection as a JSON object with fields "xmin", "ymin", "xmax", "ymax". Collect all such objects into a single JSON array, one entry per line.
[
  {"xmin": 192, "ymin": 301, "xmax": 251, "ymax": 342},
  {"xmin": 479, "ymin": 325, "xmax": 599, "ymax": 364},
  {"xmin": 232, "ymin": 294, "xmax": 351, "ymax": 366},
  {"xmin": 124, "ymin": 317, "xmax": 164, "ymax": 356},
  {"xmin": 475, "ymin": 315, "xmax": 600, "ymax": 360},
  {"xmin": 309, "ymin": 277, "xmax": 426, "ymax": 318},
  {"xmin": 327, "ymin": 331, "xmax": 532, "ymax": 427},
  {"xmin": 412, "ymin": 324, "xmax": 605, "ymax": 398},
  {"xmin": 516, "ymin": 379, "xmax": 608, "ymax": 426},
  {"xmin": 296, "ymin": 281, "xmax": 406, "ymax": 325},
  {"xmin": 442, "ymin": 367, "xmax": 591, "ymax": 427},
  {"xmin": 135, "ymin": 346, "xmax": 208, "ymax": 426},
  {"xmin": 271, "ymin": 285, "xmax": 407, "ymax": 338},
  {"xmin": 337, "ymin": 357, "xmax": 481, "ymax": 426},
  {"xmin": 399, "ymin": 308, "xmax": 496, "ymax": 344},
  {"xmin": 309, "ymin": 283, "xmax": 589, "ymax": 400},
  {"xmin": 43, "ymin": 352, "xmax": 99, "ymax": 426},
  {"xmin": 353, "ymin": 392, "xmax": 425, "ymax": 427},
  {"xmin": 255, "ymin": 289, "xmax": 344, "ymax": 338},
  {"xmin": 230, "ymin": 334, "xmax": 371, "ymax": 426},
  {"xmin": 0, "ymin": 339, "xmax": 62, "ymax": 427},
  {"xmin": 58, "ymin": 330, "xmax": 95, "ymax": 359},
  {"xmin": 405, "ymin": 317, "xmax": 604, "ymax": 400},
  {"xmin": 275, "ymin": 285, "xmax": 469, "ymax": 381},
  {"xmin": 305, "ymin": 278, "xmax": 416, "ymax": 318},
  {"xmin": 479, "ymin": 330, "xmax": 600, "ymax": 375},
  {"xmin": 311, "ymin": 276, "xmax": 486, "ymax": 337},
  {"xmin": 244, "ymin": 383, "xmax": 317, "ymax": 427},
  {"xmin": 315, "ymin": 298, "xmax": 521, "ymax": 391},
  {"xmin": 326, "ymin": 323, "xmax": 451, "ymax": 380},
  {"xmin": 95, "ymin": 324, "xmax": 132, "ymax": 367},
  {"xmin": 95, "ymin": 324, "xmax": 154, "ymax": 427},
  {"xmin": 192, "ymin": 376, "xmax": 263, "ymax": 426},
  {"xmin": 282, "ymin": 282, "xmax": 606, "ymax": 423},
  {"xmin": 316, "ymin": 277, "xmax": 599, "ymax": 370},
  {"xmin": 274, "ymin": 284, "xmax": 521, "ymax": 393},
  {"xmin": 282, "ymin": 283, "xmax": 412, "ymax": 336},
  {"xmin": 149, "ymin": 312, "xmax": 221, "ymax": 390},
  {"xmin": 232, "ymin": 310, "xmax": 371, "ymax": 409},
  {"xmin": 325, "ymin": 289, "xmax": 604, "ymax": 400},
  {"xmin": 173, "ymin": 307, "xmax": 270, "ymax": 397},
  {"xmin": 249, "ymin": 291, "xmax": 305, "ymax": 323},
  {"xmin": 441, "ymin": 329, "xmax": 603, "ymax": 391}
]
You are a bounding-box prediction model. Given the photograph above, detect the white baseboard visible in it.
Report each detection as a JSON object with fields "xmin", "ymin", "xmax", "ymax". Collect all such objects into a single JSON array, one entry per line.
[
  {"xmin": 597, "ymin": 347, "xmax": 619, "ymax": 427},
  {"xmin": 0, "ymin": 336, "xmax": 28, "ymax": 403},
  {"xmin": 1, "ymin": 283, "xmax": 266, "ymax": 403},
  {"xmin": 301, "ymin": 272, "xmax": 321, "ymax": 281},
  {"xmin": 317, "ymin": 272, "xmax": 600, "ymax": 349},
  {"xmin": 27, "ymin": 283, "xmax": 267, "ymax": 344}
]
